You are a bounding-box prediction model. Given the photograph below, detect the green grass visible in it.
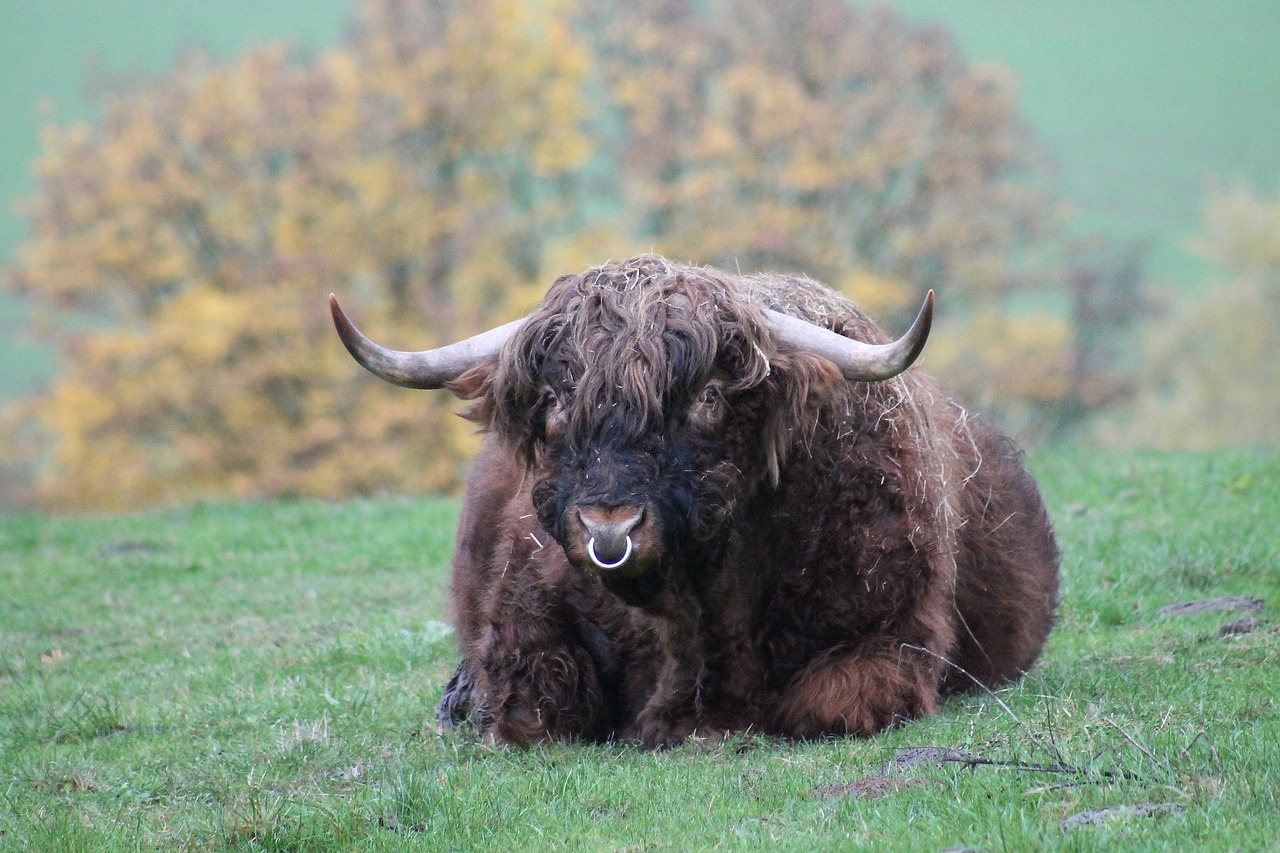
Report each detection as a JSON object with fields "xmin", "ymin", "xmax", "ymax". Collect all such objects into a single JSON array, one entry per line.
[{"xmin": 2, "ymin": 450, "xmax": 1278, "ymax": 850}]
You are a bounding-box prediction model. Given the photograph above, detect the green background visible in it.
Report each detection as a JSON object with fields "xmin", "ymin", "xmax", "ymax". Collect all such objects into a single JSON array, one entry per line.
[{"xmin": 2, "ymin": 1, "xmax": 1278, "ymax": 399}]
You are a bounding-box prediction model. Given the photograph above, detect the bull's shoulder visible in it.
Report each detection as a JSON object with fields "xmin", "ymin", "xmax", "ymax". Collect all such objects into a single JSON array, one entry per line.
[
  {"xmin": 450, "ymin": 434, "xmax": 542, "ymax": 643},
  {"xmin": 456, "ymin": 435, "xmax": 527, "ymax": 542}
]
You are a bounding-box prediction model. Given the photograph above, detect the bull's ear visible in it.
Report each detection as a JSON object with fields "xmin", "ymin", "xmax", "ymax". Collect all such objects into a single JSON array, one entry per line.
[
  {"xmin": 446, "ymin": 362, "xmax": 498, "ymax": 426},
  {"xmin": 761, "ymin": 351, "xmax": 842, "ymax": 485}
]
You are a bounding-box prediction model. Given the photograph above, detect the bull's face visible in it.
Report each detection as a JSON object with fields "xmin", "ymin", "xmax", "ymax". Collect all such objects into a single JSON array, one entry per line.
[
  {"xmin": 493, "ymin": 275, "xmax": 798, "ymax": 597},
  {"xmin": 523, "ymin": 365, "xmax": 771, "ymax": 586},
  {"xmin": 329, "ymin": 256, "xmax": 932, "ymax": 604}
]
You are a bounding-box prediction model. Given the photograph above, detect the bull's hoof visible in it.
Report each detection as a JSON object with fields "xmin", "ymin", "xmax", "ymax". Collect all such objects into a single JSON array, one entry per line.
[{"xmin": 634, "ymin": 710, "xmax": 699, "ymax": 749}]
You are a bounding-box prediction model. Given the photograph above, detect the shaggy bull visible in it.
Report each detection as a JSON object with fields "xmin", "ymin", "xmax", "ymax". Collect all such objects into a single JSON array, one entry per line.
[{"xmin": 331, "ymin": 255, "xmax": 1059, "ymax": 747}]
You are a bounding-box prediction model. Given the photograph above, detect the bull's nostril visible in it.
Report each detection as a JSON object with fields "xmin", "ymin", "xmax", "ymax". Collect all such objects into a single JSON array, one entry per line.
[{"xmin": 577, "ymin": 506, "xmax": 644, "ymax": 536}]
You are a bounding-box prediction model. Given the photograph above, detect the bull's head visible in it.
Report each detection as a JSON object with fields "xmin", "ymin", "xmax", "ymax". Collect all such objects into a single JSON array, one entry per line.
[{"xmin": 331, "ymin": 258, "xmax": 931, "ymax": 604}]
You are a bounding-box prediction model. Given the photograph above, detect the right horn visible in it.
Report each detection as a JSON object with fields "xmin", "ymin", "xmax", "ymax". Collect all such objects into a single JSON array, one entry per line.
[
  {"xmin": 765, "ymin": 290, "xmax": 933, "ymax": 382},
  {"xmin": 330, "ymin": 294, "xmax": 525, "ymax": 389}
]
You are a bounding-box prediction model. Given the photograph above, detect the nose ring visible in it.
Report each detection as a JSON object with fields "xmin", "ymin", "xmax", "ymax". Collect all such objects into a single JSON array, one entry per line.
[{"xmin": 586, "ymin": 535, "xmax": 633, "ymax": 570}]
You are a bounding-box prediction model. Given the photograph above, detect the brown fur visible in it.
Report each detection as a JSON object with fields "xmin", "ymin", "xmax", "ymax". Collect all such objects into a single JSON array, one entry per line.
[{"xmin": 437, "ymin": 255, "xmax": 1058, "ymax": 747}]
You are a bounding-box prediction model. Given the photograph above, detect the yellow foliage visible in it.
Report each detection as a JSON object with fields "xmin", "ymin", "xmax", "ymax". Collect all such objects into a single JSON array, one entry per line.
[
  {"xmin": 837, "ymin": 271, "xmax": 917, "ymax": 321},
  {"xmin": 581, "ymin": 0, "xmax": 1052, "ymax": 315},
  {"xmin": 4, "ymin": 0, "xmax": 594, "ymax": 511},
  {"xmin": 3, "ymin": 0, "xmax": 1074, "ymax": 511},
  {"xmin": 929, "ymin": 313, "xmax": 1074, "ymax": 411}
]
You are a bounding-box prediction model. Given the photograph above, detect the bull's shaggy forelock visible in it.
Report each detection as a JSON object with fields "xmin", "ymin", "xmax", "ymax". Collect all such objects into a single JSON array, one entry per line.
[{"xmin": 491, "ymin": 255, "xmax": 775, "ymax": 454}]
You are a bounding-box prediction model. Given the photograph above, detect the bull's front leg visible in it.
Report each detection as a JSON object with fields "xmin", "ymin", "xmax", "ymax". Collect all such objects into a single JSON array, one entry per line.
[
  {"xmin": 773, "ymin": 640, "xmax": 943, "ymax": 738},
  {"xmin": 464, "ymin": 550, "xmax": 618, "ymax": 746},
  {"xmin": 473, "ymin": 607, "xmax": 615, "ymax": 745},
  {"xmin": 630, "ymin": 588, "xmax": 710, "ymax": 748}
]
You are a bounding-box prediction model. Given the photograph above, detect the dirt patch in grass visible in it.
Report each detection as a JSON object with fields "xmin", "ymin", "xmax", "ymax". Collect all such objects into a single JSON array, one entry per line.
[
  {"xmin": 1219, "ymin": 618, "xmax": 1260, "ymax": 636},
  {"xmin": 1156, "ymin": 596, "xmax": 1264, "ymax": 617},
  {"xmin": 810, "ymin": 775, "xmax": 923, "ymax": 800},
  {"xmin": 810, "ymin": 748, "xmax": 990, "ymax": 800},
  {"xmin": 1060, "ymin": 802, "xmax": 1183, "ymax": 831},
  {"xmin": 882, "ymin": 746, "xmax": 983, "ymax": 773}
]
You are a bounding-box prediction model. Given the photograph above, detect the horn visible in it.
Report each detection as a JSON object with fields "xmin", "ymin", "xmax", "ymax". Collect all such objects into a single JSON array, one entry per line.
[
  {"xmin": 330, "ymin": 294, "xmax": 525, "ymax": 389},
  {"xmin": 765, "ymin": 290, "xmax": 933, "ymax": 382}
]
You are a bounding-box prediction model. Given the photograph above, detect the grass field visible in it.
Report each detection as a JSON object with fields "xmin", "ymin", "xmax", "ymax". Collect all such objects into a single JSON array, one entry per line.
[{"xmin": 2, "ymin": 449, "xmax": 1277, "ymax": 850}]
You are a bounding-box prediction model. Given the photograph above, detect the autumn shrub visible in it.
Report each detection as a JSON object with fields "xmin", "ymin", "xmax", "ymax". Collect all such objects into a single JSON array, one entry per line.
[
  {"xmin": 1095, "ymin": 185, "xmax": 1280, "ymax": 447},
  {"xmin": 5, "ymin": 0, "xmax": 594, "ymax": 509},
  {"xmin": 4, "ymin": 0, "xmax": 1080, "ymax": 510}
]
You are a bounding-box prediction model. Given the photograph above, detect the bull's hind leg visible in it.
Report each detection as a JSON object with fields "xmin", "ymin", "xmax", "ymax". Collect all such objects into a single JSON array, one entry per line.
[{"xmin": 773, "ymin": 642, "xmax": 942, "ymax": 738}]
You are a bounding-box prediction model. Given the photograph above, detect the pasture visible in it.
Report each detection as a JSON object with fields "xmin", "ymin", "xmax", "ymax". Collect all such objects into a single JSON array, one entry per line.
[{"xmin": 2, "ymin": 449, "xmax": 1277, "ymax": 850}]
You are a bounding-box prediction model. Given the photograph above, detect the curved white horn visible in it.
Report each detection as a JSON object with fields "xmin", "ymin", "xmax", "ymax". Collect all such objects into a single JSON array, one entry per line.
[
  {"xmin": 330, "ymin": 294, "xmax": 524, "ymax": 390},
  {"xmin": 765, "ymin": 290, "xmax": 933, "ymax": 381}
]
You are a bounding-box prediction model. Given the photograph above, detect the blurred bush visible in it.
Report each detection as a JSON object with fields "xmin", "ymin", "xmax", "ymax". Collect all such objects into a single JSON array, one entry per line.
[
  {"xmin": 1095, "ymin": 186, "xmax": 1280, "ymax": 447},
  {"xmin": 4, "ymin": 0, "xmax": 1094, "ymax": 511}
]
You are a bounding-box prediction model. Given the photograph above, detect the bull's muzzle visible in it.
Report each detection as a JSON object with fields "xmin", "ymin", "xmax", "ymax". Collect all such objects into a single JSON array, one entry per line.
[{"xmin": 577, "ymin": 506, "xmax": 645, "ymax": 571}]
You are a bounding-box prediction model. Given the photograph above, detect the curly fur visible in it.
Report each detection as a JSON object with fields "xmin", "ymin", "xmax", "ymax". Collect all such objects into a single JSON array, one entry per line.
[{"xmin": 438, "ymin": 255, "xmax": 1059, "ymax": 747}]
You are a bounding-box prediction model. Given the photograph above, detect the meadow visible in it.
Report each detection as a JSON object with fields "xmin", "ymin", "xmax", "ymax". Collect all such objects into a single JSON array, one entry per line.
[{"xmin": 2, "ymin": 448, "xmax": 1277, "ymax": 851}]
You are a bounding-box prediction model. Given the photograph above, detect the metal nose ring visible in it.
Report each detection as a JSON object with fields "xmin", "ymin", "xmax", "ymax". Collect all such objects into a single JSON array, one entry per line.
[{"xmin": 586, "ymin": 535, "xmax": 633, "ymax": 570}]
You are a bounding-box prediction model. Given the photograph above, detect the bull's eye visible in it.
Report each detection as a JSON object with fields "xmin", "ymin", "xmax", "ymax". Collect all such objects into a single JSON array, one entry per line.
[
  {"xmin": 542, "ymin": 387, "xmax": 568, "ymax": 441},
  {"xmin": 690, "ymin": 380, "xmax": 727, "ymax": 430}
]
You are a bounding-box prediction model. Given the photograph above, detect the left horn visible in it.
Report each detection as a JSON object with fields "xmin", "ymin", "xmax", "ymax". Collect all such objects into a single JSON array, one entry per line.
[
  {"xmin": 765, "ymin": 290, "xmax": 933, "ymax": 382},
  {"xmin": 330, "ymin": 294, "xmax": 525, "ymax": 389}
]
